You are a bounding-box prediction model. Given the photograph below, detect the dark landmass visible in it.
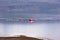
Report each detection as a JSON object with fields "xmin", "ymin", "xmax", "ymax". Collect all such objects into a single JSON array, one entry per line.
[{"xmin": 0, "ymin": 35, "xmax": 43, "ymax": 40}]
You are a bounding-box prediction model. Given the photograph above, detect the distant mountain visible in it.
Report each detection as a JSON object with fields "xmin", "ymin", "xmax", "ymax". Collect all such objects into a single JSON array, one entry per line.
[{"xmin": 0, "ymin": 35, "xmax": 43, "ymax": 40}]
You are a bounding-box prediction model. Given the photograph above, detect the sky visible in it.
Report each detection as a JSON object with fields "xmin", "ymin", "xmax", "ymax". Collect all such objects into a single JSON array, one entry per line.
[
  {"xmin": 0, "ymin": 0, "xmax": 60, "ymax": 40},
  {"xmin": 0, "ymin": 0, "xmax": 60, "ymax": 19}
]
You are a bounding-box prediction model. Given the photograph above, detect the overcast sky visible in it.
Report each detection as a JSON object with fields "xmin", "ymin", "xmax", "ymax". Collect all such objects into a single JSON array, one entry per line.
[{"xmin": 0, "ymin": 0, "xmax": 60, "ymax": 19}]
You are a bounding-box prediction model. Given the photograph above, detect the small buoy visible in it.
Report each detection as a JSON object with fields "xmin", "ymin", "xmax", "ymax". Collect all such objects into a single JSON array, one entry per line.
[{"xmin": 29, "ymin": 18, "xmax": 34, "ymax": 23}]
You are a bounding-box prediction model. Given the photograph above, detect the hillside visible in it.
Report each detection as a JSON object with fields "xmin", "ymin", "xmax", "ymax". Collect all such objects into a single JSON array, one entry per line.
[{"xmin": 0, "ymin": 35, "xmax": 43, "ymax": 40}]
